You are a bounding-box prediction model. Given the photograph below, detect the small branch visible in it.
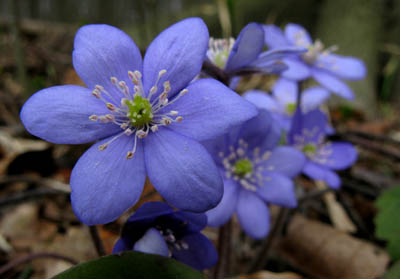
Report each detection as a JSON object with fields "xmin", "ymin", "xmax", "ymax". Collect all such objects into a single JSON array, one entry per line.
[
  {"xmin": 213, "ymin": 219, "xmax": 232, "ymax": 279},
  {"xmin": 0, "ymin": 175, "xmax": 70, "ymax": 193},
  {"xmin": 0, "ymin": 252, "xmax": 78, "ymax": 275},
  {"xmin": 0, "ymin": 188, "xmax": 67, "ymax": 209},
  {"xmin": 248, "ymin": 207, "xmax": 290, "ymax": 273},
  {"xmin": 201, "ymin": 60, "xmax": 230, "ymax": 85},
  {"xmin": 89, "ymin": 226, "xmax": 106, "ymax": 257}
]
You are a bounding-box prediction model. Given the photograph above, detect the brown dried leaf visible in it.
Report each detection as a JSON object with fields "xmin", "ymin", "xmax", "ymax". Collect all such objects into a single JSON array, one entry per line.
[{"xmin": 278, "ymin": 214, "xmax": 389, "ymax": 279}]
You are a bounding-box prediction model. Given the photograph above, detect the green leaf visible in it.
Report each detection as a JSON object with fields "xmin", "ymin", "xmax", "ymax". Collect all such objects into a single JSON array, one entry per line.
[
  {"xmin": 52, "ymin": 251, "xmax": 204, "ymax": 279},
  {"xmin": 375, "ymin": 186, "xmax": 400, "ymax": 260},
  {"xmin": 383, "ymin": 261, "xmax": 400, "ymax": 279}
]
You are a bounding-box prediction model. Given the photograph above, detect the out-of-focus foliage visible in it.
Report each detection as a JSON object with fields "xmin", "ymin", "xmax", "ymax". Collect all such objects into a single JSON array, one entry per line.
[{"xmin": 375, "ymin": 186, "xmax": 400, "ymax": 260}]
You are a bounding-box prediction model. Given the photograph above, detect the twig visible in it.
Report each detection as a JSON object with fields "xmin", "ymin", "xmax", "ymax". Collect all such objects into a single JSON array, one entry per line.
[
  {"xmin": 88, "ymin": 226, "xmax": 106, "ymax": 257},
  {"xmin": 0, "ymin": 188, "xmax": 67, "ymax": 209},
  {"xmin": 0, "ymin": 175, "xmax": 70, "ymax": 193},
  {"xmin": 248, "ymin": 207, "xmax": 290, "ymax": 273},
  {"xmin": 213, "ymin": 219, "xmax": 232, "ymax": 279},
  {"xmin": 338, "ymin": 130, "xmax": 400, "ymax": 146},
  {"xmin": 0, "ymin": 252, "xmax": 78, "ymax": 275}
]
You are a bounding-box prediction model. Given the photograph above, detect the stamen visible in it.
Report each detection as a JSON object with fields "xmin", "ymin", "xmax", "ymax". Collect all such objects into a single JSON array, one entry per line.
[{"xmin": 89, "ymin": 115, "xmax": 98, "ymax": 121}]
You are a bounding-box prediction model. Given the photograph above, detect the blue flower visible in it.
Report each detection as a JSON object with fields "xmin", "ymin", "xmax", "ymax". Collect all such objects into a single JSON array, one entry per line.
[
  {"xmin": 203, "ymin": 103, "xmax": 305, "ymax": 239},
  {"xmin": 264, "ymin": 23, "xmax": 366, "ymax": 99},
  {"xmin": 20, "ymin": 18, "xmax": 257, "ymax": 225},
  {"xmin": 113, "ymin": 202, "xmax": 218, "ymax": 270},
  {"xmin": 288, "ymin": 109, "xmax": 357, "ymax": 188},
  {"xmin": 244, "ymin": 78, "xmax": 330, "ymax": 131},
  {"xmin": 206, "ymin": 23, "xmax": 305, "ymax": 77}
]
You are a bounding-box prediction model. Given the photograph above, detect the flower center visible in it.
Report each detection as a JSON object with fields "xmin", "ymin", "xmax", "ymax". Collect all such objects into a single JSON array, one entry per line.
[
  {"xmin": 286, "ymin": 103, "xmax": 297, "ymax": 115},
  {"xmin": 88, "ymin": 69, "xmax": 187, "ymax": 159},
  {"xmin": 302, "ymin": 143, "xmax": 317, "ymax": 155},
  {"xmin": 301, "ymin": 39, "xmax": 338, "ymax": 64},
  {"xmin": 233, "ymin": 159, "xmax": 253, "ymax": 177},
  {"xmin": 126, "ymin": 95, "xmax": 153, "ymax": 127},
  {"xmin": 219, "ymin": 138, "xmax": 274, "ymax": 192},
  {"xmin": 207, "ymin": 37, "xmax": 235, "ymax": 69}
]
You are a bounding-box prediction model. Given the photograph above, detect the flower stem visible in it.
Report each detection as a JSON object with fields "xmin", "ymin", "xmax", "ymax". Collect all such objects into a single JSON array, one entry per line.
[
  {"xmin": 248, "ymin": 207, "xmax": 290, "ymax": 272},
  {"xmin": 88, "ymin": 226, "xmax": 106, "ymax": 257},
  {"xmin": 213, "ymin": 219, "xmax": 232, "ymax": 279}
]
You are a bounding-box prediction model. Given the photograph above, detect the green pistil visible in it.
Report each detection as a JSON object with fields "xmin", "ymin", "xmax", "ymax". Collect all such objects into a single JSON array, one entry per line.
[
  {"xmin": 126, "ymin": 95, "xmax": 153, "ymax": 127},
  {"xmin": 302, "ymin": 143, "xmax": 317, "ymax": 155},
  {"xmin": 234, "ymin": 159, "xmax": 253, "ymax": 177},
  {"xmin": 286, "ymin": 103, "xmax": 297, "ymax": 115},
  {"xmin": 215, "ymin": 51, "xmax": 229, "ymax": 69}
]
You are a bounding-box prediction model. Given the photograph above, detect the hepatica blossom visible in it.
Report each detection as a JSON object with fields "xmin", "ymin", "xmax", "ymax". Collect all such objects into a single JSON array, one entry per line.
[
  {"xmin": 264, "ymin": 23, "xmax": 366, "ymax": 99},
  {"xmin": 20, "ymin": 18, "xmax": 257, "ymax": 225},
  {"xmin": 245, "ymin": 77, "xmax": 329, "ymax": 131},
  {"xmin": 206, "ymin": 23, "xmax": 306, "ymax": 78},
  {"xmin": 204, "ymin": 105, "xmax": 305, "ymax": 239},
  {"xmin": 113, "ymin": 202, "xmax": 217, "ymax": 270},
  {"xmin": 288, "ymin": 109, "xmax": 357, "ymax": 188}
]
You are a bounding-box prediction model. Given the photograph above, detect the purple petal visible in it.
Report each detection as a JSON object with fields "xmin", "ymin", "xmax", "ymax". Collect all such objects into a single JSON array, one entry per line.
[
  {"xmin": 206, "ymin": 178, "xmax": 239, "ymax": 227},
  {"xmin": 251, "ymin": 47, "xmax": 306, "ymax": 66},
  {"xmin": 144, "ymin": 128, "xmax": 223, "ymax": 212},
  {"xmin": 303, "ymin": 161, "xmax": 341, "ymax": 189},
  {"xmin": 165, "ymin": 78, "xmax": 257, "ymax": 141},
  {"xmin": 315, "ymin": 54, "xmax": 366, "ymax": 80},
  {"xmin": 70, "ymin": 136, "xmax": 146, "ymax": 225},
  {"xmin": 263, "ymin": 24, "xmax": 290, "ymax": 48},
  {"xmin": 72, "ymin": 24, "xmax": 142, "ymax": 94},
  {"xmin": 173, "ymin": 233, "xmax": 218, "ymax": 270},
  {"xmin": 236, "ymin": 190, "xmax": 270, "ymax": 239},
  {"xmin": 173, "ymin": 211, "xmax": 207, "ymax": 232},
  {"xmin": 20, "ymin": 85, "xmax": 120, "ymax": 144},
  {"xmin": 312, "ymin": 69, "xmax": 354, "ymax": 99},
  {"xmin": 319, "ymin": 142, "xmax": 357, "ymax": 170},
  {"xmin": 301, "ymin": 86, "xmax": 330, "ymax": 112},
  {"xmin": 112, "ymin": 237, "xmax": 132, "ymax": 254},
  {"xmin": 265, "ymin": 146, "xmax": 305, "ymax": 177},
  {"xmin": 127, "ymin": 202, "xmax": 174, "ymax": 223},
  {"xmin": 235, "ymin": 109, "xmax": 281, "ymax": 151},
  {"xmin": 257, "ymin": 172, "xmax": 297, "ymax": 207},
  {"xmin": 284, "ymin": 23, "xmax": 313, "ymax": 47},
  {"xmin": 225, "ymin": 23, "xmax": 264, "ymax": 72},
  {"xmin": 133, "ymin": 228, "xmax": 169, "ymax": 257},
  {"xmin": 272, "ymin": 78, "xmax": 298, "ymax": 105},
  {"xmin": 281, "ymin": 58, "xmax": 311, "ymax": 80},
  {"xmin": 243, "ymin": 90, "xmax": 281, "ymax": 112},
  {"xmin": 143, "ymin": 18, "xmax": 208, "ymax": 100}
]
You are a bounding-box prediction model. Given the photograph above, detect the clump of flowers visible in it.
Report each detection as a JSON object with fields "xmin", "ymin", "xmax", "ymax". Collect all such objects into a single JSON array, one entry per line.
[
  {"xmin": 245, "ymin": 77, "xmax": 330, "ymax": 131},
  {"xmin": 264, "ymin": 23, "xmax": 366, "ymax": 99},
  {"xmin": 113, "ymin": 202, "xmax": 218, "ymax": 270},
  {"xmin": 288, "ymin": 109, "xmax": 357, "ymax": 188},
  {"xmin": 20, "ymin": 18, "xmax": 258, "ymax": 225},
  {"xmin": 205, "ymin": 23, "xmax": 306, "ymax": 85},
  {"xmin": 204, "ymin": 102, "xmax": 305, "ymax": 239}
]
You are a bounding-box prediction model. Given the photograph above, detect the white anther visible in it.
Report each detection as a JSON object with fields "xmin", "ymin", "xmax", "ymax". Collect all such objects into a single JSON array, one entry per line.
[
  {"xmin": 134, "ymin": 70, "xmax": 142, "ymax": 80},
  {"xmin": 180, "ymin": 242, "xmax": 189, "ymax": 250},
  {"xmin": 163, "ymin": 81, "xmax": 171, "ymax": 93},
  {"xmin": 110, "ymin": 77, "xmax": 118, "ymax": 85},
  {"xmin": 99, "ymin": 143, "xmax": 108, "ymax": 151},
  {"xmin": 121, "ymin": 98, "xmax": 129, "ymax": 106},
  {"xmin": 89, "ymin": 115, "xmax": 98, "ymax": 121},
  {"xmin": 99, "ymin": 116, "xmax": 109, "ymax": 123},
  {"xmin": 179, "ymin": 89, "xmax": 188, "ymax": 96},
  {"xmin": 95, "ymin": 85, "xmax": 104, "ymax": 91},
  {"xmin": 106, "ymin": 103, "xmax": 116, "ymax": 111},
  {"xmin": 105, "ymin": 114, "xmax": 115, "ymax": 121},
  {"xmin": 158, "ymin": 69, "xmax": 167, "ymax": 77},
  {"xmin": 92, "ymin": 89, "xmax": 101, "ymax": 98},
  {"xmin": 126, "ymin": 151, "xmax": 134, "ymax": 159},
  {"xmin": 175, "ymin": 116, "xmax": 183, "ymax": 122},
  {"xmin": 124, "ymin": 128, "xmax": 133, "ymax": 136},
  {"xmin": 170, "ymin": 110, "xmax": 178, "ymax": 116},
  {"xmin": 151, "ymin": 125, "xmax": 158, "ymax": 132},
  {"xmin": 136, "ymin": 129, "xmax": 148, "ymax": 139},
  {"xmin": 120, "ymin": 123, "xmax": 129, "ymax": 129},
  {"xmin": 161, "ymin": 118, "xmax": 172, "ymax": 125}
]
